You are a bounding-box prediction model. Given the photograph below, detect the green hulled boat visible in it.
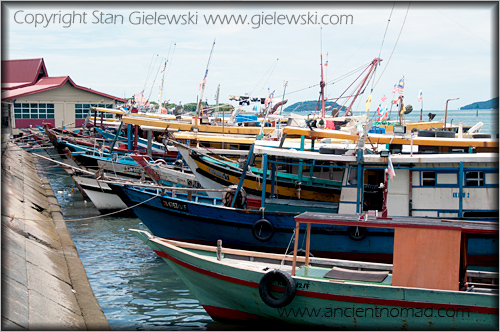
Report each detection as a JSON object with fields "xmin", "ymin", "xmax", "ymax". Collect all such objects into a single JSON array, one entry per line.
[{"xmin": 131, "ymin": 212, "xmax": 498, "ymax": 329}]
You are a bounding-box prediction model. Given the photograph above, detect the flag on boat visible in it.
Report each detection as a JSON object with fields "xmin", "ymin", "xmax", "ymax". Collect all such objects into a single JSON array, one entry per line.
[
  {"xmin": 199, "ymin": 75, "xmax": 207, "ymax": 90},
  {"xmin": 418, "ymin": 89, "xmax": 423, "ymax": 103},
  {"xmin": 377, "ymin": 107, "xmax": 388, "ymax": 122},
  {"xmin": 379, "ymin": 95, "xmax": 387, "ymax": 103},
  {"xmin": 264, "ymin": 89, "xmax": 274, "ymax": 108},
  {"xmin": 160, "ymin": 61, "xmax": 167, "ymax": 73},
  {"xmin": 396, "ymin": 77, "xmax": 405, "ymax": 95},
  {"xmin": 399, "ymin": 97, "xmax": 406, "ymax": 115},
  {"xmin": 387, "ymin": 155, "xmax": 396, "ymax": 180},
  {"xmin": 376, "ymin": 104, "xmax": 382, "ymax": 115},
  {"xmin": 365, "ymin": 92, "xmax": 373, "ymax": 112},
  {"xmin": 392, "ymin": 84, "xmax": 397, "ymax": 94}
]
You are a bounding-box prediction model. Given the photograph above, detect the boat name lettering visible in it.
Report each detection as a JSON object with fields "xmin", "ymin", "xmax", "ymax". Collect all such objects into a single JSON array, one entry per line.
[
  {"xmin": 124, "ymin": 166, "xmax": 141, "ymax": 173},
  {"xmin": 161, "ymin": 198, "xmax": 188, "ymax": 211},
  {"xmin": 187, "ymin": 179, "xmax": 202, "ymax": 189},
  {"xmin": 452, "ymin": 192, "xmax": 470, "ymax": 198},
  {"xmin": 208, "ymin": 167, "xmax": 229, "ymax": 180},
  {"xmin": 277, "ymin": 281, "xmax": 310, "ymax": 289},
  {"xmin": 277, "ymin": 306, "xmax": 471, "ymax": 319}
]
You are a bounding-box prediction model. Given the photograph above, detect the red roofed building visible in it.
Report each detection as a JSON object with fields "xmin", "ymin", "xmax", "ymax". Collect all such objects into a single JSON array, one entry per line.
[{"xmin": 1, "ymin": 58, "xmax": 127, "ymax": 135}]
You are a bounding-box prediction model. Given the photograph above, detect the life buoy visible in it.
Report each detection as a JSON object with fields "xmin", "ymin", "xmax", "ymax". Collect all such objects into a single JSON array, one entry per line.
[
  {"xmin": 347, "ymin": 226, "xmax": 367, "ymax": 241},
  {"xmin": 252, "ymin": 218, "xmax": 274, "ymax": 242},
  {"xmin": 259, "ymin": 269, "xmax": 296, "ymax": 308}
]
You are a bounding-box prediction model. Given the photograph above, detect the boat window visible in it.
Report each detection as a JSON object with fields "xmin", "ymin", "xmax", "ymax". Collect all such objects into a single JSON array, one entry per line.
[
  {"xmin": 422, "ymin": 171, "xmax": 436, "ymax": 186},
  {"xmin": 465, "ymin": 171, "xmax": 484, "ymax": 187}
]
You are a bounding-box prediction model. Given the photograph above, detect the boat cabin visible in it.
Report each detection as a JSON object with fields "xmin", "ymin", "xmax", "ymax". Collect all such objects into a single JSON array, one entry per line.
[{"xmin": 292, "ymin": 212, "xmax": 498, "ymax": 291}]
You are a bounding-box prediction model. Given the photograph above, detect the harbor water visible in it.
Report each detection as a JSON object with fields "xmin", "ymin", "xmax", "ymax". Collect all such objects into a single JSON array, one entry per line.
[
  {"xmin": 287, "ymin": 108, "xmax": 499, "ymax": 137},
  {"xmin": 38, "ymin": 155, "xmax": 221, "ymax": 330}
]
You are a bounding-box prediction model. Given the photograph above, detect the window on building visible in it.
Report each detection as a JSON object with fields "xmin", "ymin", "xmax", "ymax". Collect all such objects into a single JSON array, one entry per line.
[
  {"xmin": 75, "ymin": 103, "xmax": 114, "ymax": 119},
  {"xmin": 465, "ymin": 171, "xmax": 484, "ymax": 187},
  {"xmin": 422, "ymin": 171, "xmax": 436, "ymax": 186},
  {"xmin": 13, "ymin": 103, "xmax": 54, "ymax": 119}
]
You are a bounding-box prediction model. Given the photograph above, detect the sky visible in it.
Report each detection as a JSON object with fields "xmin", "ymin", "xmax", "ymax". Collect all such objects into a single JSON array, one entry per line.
[{"xmin": 2, "ymin": 2, "xmax": 498, "ymax": 114}]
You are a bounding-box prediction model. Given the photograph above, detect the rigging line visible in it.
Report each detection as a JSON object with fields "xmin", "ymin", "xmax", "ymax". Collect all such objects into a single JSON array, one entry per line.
[
  {"xmin": 372, "ymin": 3, "xmax": 396, "ymax": 91},
  {"xmin": 437, "ymin": 10, "xmax": 490, "ymax": 46},
  {"xmin": 287, "ymin": 61, "xmax": 372, "ymax": 97},
  {"xmin": 146, "ymin": 57, "xmax": 165, "ymax": 102},
  {"xmin": 327, "ymin": 63, "xmax": 372, "ymax": 114},
  {"xmin": 325, "ymin": 62, "xmax": 372, "ymax": 87},
  {"xmin": 164, "ymin": 43, "xmax": 177, "ymax": 78},
  {"xmin": 249, "ymin": 58, "xmax": 279, "ymax": 96},
  {"xmin": 286, "ymin": 83, "xmax": 320, "ymax": 96},
  {"xmin": 374, "ymin": 3, "xmax": 411, "ymax": 89},
  {"xmin": 142, "ymin": 54, "xmax": 159, "ymax": 95},
  {"xmin": 159, "ymin": 42, "xmax": 176, "ymax": 100},
  {"xmin": 258, "ymin": 60, "xmax": 279, "ymax": 96}
]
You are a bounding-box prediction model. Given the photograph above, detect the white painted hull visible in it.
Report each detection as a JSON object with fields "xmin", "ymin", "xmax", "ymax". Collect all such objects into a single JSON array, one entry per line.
[{"xmin": 73, "ymin": 175, "xmax": 131, "ymax": 215}]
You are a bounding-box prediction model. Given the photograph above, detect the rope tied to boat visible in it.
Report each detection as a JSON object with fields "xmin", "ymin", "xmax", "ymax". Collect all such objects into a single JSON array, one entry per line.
[
  {"xmin": 280, "ymin": 228, "xmax": 296, "ymax": 268},
  {"xmin": 1, "ymin": 191, "xmax": 160, "ymax": 223}
]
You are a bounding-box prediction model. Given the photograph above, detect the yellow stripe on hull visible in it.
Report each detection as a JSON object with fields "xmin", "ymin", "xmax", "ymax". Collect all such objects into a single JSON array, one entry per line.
[{"xmin": 195, "ymin": 159, "xmax": 339, "ymax": 202}]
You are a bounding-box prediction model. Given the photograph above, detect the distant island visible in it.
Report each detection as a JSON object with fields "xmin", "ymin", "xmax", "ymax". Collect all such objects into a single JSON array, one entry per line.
[
  {"xmin": 283, "ymin": 100, "xmax": 346, "ymax": 115},
  {"xmin": 460, "ymin": 97, "xmax": 498, "ymax": 110}
]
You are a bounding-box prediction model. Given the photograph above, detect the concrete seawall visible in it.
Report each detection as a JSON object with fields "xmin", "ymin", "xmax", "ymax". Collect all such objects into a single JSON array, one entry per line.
[{"xmin": 1, "ymin": 142, "xmax": 110, "ymax": 330}]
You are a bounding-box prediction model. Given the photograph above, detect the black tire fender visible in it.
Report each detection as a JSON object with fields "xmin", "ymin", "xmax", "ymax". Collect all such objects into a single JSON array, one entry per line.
[
  {"xmin": 259, "ymin": 269, "xmax": 296, "ymax": 308},
  {"xmin": 472, "ymin": 134, "xmax": 491, "ymax": 139},
  {"xmin": 418, "ymin": 130, "xmax": 436, "ymax": 137},
  {"xmin": 347, "ymin": 226, "xmax": 368, "ymax": 241},
  {"xmin": 252, "ymin": 218, "xmax": 274, "ymax": 242},
  {"xmin": 435, "ymin": 131, "xmax": 455, "ymax": 138}
]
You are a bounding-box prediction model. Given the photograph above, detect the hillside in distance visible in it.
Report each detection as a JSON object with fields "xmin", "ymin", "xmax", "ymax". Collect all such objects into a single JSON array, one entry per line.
[
  {"xmin": 283, "ymin": 100, "xmax": 346, "ymax": 115},
  {"xmin": 460, "ymin": 97, "xmax": 498, "ymax": 110}
]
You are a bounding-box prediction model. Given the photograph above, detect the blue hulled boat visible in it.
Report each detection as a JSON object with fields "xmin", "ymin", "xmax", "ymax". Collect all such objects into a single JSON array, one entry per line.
[{"xmin": 110, "ymin": 184, "xmax": 498, "ymax": 266}]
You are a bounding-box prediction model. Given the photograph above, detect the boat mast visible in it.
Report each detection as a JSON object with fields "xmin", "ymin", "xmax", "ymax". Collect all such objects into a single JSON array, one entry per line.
[
  {"xmin": 195, "ymin": 39, "xmax": 216, "ymax": 126},
  {"xmin": 158, "ymin": 59, "xmax": 166, "ymax": 113},
  {"xmin": 320, "ymin": 29, "xmax": 326, "ymax": 118},
  {"xmin": 344, "ymin": 58, "xmax": 381, "ymax": 115}
]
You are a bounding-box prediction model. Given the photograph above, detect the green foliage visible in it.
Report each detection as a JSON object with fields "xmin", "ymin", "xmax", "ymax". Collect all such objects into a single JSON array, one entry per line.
[
  {"xmin": 283, "ymin": 100, "xmax": 345, "ymax": 114},
  {"xmin": 460, "ymin": 97, "xmax": 498, "ymax": 110}
]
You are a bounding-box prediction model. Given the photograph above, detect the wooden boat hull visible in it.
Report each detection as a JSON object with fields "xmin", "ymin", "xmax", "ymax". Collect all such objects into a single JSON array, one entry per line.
[
  {"xmin": 132, "ymin": 230, "xmax": 499, "ymax": 330},
  {"xmin": 72, "ymin": 175, "xmax": 135, "ymax": 217},
  {"xmin": 113, "ymin": 185, "xmax": 498, "ymax": 266},
  {"xmin": 187, "ymin": 149, "xmax": 342, "ymax": 203}
]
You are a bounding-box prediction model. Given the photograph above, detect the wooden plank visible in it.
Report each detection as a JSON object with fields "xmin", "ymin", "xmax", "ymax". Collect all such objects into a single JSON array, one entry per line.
[
  {"xmin": 392, "ymin": 228, "xmax": 462, "ymax": 291},
  {"xmin": 161, "ymin": 238, "xmax": 308, "ymax": 263},
  {"xmin": 122, "ymin": 116, "xmax": 275, "ymax": 135},
  {"xmin": 294, "ymin": 212, "xmax": 498, "ymax": 234}
]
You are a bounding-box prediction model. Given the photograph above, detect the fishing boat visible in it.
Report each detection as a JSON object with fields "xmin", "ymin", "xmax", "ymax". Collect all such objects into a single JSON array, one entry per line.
[
  {"xmin": 110, "ymin": 179, "xmax": 498, "ymax": 266},
  {"xmin": 174, "ymin": 137, "xmax": 498, "ymax": 221},
  {"xmin": 130, "ymin": 211, "xmax": 498, "ymax": 329}
]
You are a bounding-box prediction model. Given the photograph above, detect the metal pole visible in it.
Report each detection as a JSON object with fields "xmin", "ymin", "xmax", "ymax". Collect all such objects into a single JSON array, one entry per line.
[
  {"xmin": 444, "ymin": 97, "xmax": 459, "ymax": 129},
  {"xmin": 260, "ymin": 153, "xmax": 268, "ymax": 208}
]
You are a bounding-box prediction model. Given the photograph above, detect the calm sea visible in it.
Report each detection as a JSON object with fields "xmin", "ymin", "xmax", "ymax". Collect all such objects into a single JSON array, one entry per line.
[{"xmin": 288, "ymin": 108, "xmax": 499, "ymax": 136}]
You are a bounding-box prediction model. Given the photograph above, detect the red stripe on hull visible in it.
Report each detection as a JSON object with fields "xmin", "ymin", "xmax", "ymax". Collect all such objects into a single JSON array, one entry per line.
[
  {"xmin": 154, "ymin": 249, "xmax": 498, "ymax": 315},
  {"xmin": 202, "ymin": 305, "xmax": 262, "ymax": 322}
]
